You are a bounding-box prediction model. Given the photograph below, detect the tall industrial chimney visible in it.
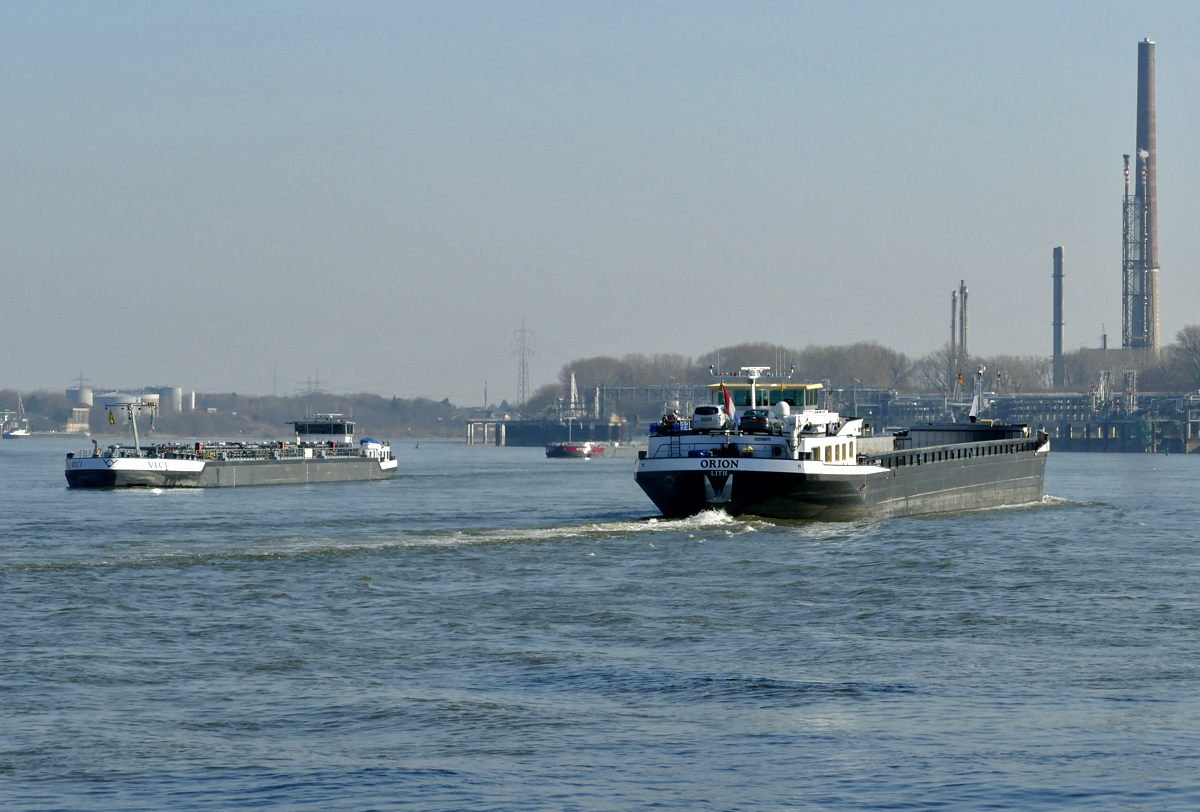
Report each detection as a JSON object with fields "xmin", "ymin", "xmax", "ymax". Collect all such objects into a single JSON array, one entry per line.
[
  {"xmin": 958, "ymin": 280, "xmax": 969, "ymax": 358},
  {"xmin": 1124, "ymin": 39, "xmax": 1160, "ymax": 353},
  {"xmin": 950, "ymin": 289, "xmax": 958, "ymax": 388},
  {"xmin": 950, "ymin": 291, "xmax": 960, "ymax": 355},
  {"xmin": 1052, "ymin": 247, "xmax": 1064, "ymax": 388},
  {"xmin": 1138, "ymin": 39, "xmax": 1159, "ymax": 353}
]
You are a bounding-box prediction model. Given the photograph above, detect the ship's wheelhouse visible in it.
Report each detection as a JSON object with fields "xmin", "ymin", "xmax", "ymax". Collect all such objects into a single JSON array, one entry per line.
[
  {"xmin": 292, "ymin": 415, "xmax": 355, "ymax": 445},
  {"xmin": 707, "ymin": 382, "xmax": 822, "ymax": 409}
]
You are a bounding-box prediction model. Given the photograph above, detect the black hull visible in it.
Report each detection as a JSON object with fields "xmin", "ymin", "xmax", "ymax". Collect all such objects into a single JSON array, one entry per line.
[
  {"xmin": 636, "ymin": 451, "xmax": 1046, "ymax": 521},
  {"xmin": 66, "ymin": 458, "xmax": 396, "ymax": 489},
  {"xmin": 66, "ymin": 469, "xmax": 201, "ymax": 488}
]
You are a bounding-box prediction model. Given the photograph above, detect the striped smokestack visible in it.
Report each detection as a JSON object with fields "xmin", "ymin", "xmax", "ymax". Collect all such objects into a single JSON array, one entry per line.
[{"xmin": 1137, "ymin": 38, "xmax": 1159, "ymax": 353}]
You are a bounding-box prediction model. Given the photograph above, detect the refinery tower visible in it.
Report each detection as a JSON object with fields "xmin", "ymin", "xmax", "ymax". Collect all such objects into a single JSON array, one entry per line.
[{"xmin": 1122, "ymin": 38, "xmax": 1160, "ymax": 353}]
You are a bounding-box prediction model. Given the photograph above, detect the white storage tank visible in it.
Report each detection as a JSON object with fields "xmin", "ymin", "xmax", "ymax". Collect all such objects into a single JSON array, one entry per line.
[
  {"xmin": 147, "ymin": 386, "xmax": 184, "ymax": 412},
  {"xmin": 66, "ymin": 386, "xmax": 94, "ymax": 407}
]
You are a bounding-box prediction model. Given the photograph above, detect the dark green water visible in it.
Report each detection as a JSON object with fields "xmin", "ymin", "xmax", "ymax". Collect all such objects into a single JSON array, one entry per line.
[{"xmin": 2, "ymin": 440, "xmax": 1198, "ymax": 810}]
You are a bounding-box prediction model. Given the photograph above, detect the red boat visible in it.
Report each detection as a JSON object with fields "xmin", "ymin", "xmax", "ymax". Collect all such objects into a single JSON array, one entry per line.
[{"xmin": 545, "ymin": 441, "xmax": 596, "ymax": 458}]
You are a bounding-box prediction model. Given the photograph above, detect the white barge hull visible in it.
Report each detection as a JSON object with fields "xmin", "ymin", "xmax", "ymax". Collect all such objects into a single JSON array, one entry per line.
[{"xmin": 66, "ymin": 456, "xmax": 398, "ymax": 488}]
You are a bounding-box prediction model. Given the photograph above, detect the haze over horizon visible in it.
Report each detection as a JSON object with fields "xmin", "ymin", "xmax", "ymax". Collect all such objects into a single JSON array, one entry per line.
[{"xmin": 4, "ymin": 2, "xmax": 1199, "ymax": 402}]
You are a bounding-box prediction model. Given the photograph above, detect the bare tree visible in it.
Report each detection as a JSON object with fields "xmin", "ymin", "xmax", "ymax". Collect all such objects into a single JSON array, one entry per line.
[
  {"xmin": 915, "ymin": 343, "xmax": 959, "ymax": 394},
  {"xmin": 1173, "ymin": 325, "xmax": 1200, "ymax": 390},
  {"xmin": 973, "ymin": 354, "xmax": 1051, "ymax": 393}
]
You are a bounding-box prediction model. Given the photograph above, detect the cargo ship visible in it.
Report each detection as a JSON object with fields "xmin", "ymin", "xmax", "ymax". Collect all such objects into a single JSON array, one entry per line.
[
  {"xmin": 65, "ymin": 402, "xmax": 396, "ymax": 488},
  {"xmin": 635, "ymin": 367, "xmax": 1048, "ymax": 520}
]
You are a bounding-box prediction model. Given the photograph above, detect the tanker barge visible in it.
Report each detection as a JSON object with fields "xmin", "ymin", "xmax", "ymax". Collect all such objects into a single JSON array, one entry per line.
[
  {"xmin": 66, "ymin": 403, "xmax": 396, "ymax": 488},
  {"xmin": 635, "ymin": 367, "xmax": 1048, "ymax": 521}
]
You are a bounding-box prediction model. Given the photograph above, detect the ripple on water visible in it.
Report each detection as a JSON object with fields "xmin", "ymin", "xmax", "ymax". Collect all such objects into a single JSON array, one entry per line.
[{"xmin": 3, "ymin": 444, "xmax": 1200, "ymax": 809}]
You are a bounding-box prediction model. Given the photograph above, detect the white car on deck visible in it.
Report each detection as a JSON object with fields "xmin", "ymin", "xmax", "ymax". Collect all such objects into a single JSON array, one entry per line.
[{"xmin": 691, "ymin": 404, "xmax": 729, "ymax": 432}]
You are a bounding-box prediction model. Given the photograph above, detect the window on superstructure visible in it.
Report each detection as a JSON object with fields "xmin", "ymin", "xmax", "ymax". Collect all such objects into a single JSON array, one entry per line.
[{"xmin": 825, "ymin": 446, "xmax": 832, "ymax": 463}]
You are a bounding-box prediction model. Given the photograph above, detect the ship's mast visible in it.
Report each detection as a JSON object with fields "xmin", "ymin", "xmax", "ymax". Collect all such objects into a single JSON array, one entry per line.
[
  {"xmin": 968, "ymin": 367, "xmax": 985, "ymax": 423},
  {"xmin": 740, "ymin": 367, "xmax": 770, "ymax": 410},
  {"xmin": 109, "ymin": 400, "xmax": 155, "ymax": 454},
  {"xmin": 130, "ymin": 404, "xmax": 140, "ymax": 452}
]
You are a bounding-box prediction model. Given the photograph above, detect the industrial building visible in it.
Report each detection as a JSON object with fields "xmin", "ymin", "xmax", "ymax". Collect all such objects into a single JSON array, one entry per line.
[{"xmin": 62, "ymin": 381, "xmax": 187, "ymax": 434}]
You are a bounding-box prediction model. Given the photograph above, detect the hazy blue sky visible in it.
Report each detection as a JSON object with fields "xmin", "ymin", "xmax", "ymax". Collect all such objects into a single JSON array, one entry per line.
[{"xmin": 3, "ymin": 1, "xmax": 1198, "ymax": 402}]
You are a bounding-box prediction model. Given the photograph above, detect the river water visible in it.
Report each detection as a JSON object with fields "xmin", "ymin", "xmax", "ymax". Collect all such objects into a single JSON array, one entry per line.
[{"xmin": 2, "ymin": 439, "xmax": 1199, "ymax": 810}]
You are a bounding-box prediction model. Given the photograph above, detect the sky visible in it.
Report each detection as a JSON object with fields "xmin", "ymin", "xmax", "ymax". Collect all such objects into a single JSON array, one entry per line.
[{"xmin": 3, "ymin": 1, "xmax": 1199, "ymax": 403}]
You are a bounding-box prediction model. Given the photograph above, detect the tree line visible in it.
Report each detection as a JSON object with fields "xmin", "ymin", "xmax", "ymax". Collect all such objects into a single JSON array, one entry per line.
[
  {"xmin": 9, "ymin": 326, "xmax": 1200, "ymax": 433},
  {"xmin": 525, "ymin": 327, "xmax": 1200, "ymax": 417},
  {"xmin": 0, "ymin": 389, "xmax": 463, "ymax": 439}
]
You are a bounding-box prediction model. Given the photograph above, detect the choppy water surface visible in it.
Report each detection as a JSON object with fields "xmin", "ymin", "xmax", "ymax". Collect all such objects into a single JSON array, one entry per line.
[{"xmin": 3, "ymin": 440, "xmax": 1200, "ymax": 810}]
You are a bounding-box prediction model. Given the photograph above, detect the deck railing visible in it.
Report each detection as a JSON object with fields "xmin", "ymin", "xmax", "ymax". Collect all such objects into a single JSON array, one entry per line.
[{"xmin": 73, "ymin": 442, "xmax": 389, "ymax": 462}]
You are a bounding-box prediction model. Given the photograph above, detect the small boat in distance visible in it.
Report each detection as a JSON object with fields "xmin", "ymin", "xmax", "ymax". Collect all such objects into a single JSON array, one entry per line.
[
  {"xmin": 546, "ymin": 373, "xmax": 599, "ymax": 458},
  {"xmin": 2, "ymin": 394, "xmax": 32, "ymax": 438},
  {"xmin": 545, "ymin": 441, "xmax": 597, "ymax": 458}
]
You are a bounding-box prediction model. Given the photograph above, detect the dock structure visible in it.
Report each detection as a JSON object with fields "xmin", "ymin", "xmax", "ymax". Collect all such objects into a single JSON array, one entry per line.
[
  {"xmin": 466, "ymin": 421, "xmax": 506, "ymax": 446},
  {"xmin": 466, "ymin": 417, "xmax": 626, "ymax": 447}
]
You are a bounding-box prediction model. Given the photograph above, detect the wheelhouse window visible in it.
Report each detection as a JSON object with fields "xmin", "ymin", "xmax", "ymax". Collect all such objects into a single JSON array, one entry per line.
[{"xmin": 295, "ymin": 422, "xmax": 353, "ymax": 435}]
